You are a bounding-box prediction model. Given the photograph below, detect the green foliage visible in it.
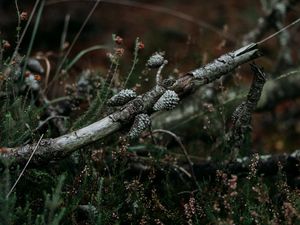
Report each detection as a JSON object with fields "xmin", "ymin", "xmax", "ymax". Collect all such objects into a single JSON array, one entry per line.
[
  {"xmin": 0, "ymin": 97, "xmax": 40, "ymax": 147},
  {"xmin": 64, "ymin": 45, "xmax": 107, "ymax": 73},
  {"xmin": 0, "ymin": 166, "xmax": 66, "ymax": 225},
  {"xmin": 35, "ymin": 175, "xmax": 66, "ymax": 225},
  {"xmin": 20, "ymin": 0, "xmax": 45, "ymax": 79},
  {"xmin": 0, "ymin": 167, "xmax": 17, "ymax": 225},
  {"xmin": 0, "ymin": 118, "xmax": 299, "ymax": 225},
  {"xmin": 71, "ymin": 81, "xmax": 111, "ymax": 130},
  {"xmin": 124, "ymin": 37, "xmax": 141, "ymax": 88}
]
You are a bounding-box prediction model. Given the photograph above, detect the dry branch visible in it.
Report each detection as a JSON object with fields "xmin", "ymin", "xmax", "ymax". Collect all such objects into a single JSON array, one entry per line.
[
  {"xmin": 257, "ymin": 70, "xmax": 300, "ymax": 111},
  {"xmin": 0, "ymin": 43, "xmax": 260, "ymax": 166},
  {"xmin": 226, "ymin": 64, "xmax": 266, "ymax": 157},
  {"xmin": 129, "ymin": 150, "xmax": 300, "ymax": 182},
  {"xmin": 152, "ymin": 70, "xmax": 300, "ymax": 130}
]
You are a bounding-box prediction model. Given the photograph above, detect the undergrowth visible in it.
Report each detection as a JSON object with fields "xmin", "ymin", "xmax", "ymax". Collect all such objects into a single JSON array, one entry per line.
[{"xmin": 0, "ymin": 144, "xmax": 299, "ymax": 224}]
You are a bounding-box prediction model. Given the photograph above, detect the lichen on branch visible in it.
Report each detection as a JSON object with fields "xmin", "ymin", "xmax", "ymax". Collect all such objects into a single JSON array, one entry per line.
[{"xmin": 0, "ymin": 43, "xmax": 261, "ymax": 166}]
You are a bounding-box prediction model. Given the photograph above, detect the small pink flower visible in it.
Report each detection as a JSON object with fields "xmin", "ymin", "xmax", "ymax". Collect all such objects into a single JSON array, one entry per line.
[
  {"xmin": 138, "ymin": 41, "xmax": 144, "ymax": 50},
  {"xmin": 114, "ymin": 36, "xmax": 123, "ymax": 45},
  {"xmin": 228, "ymin": 175, "xmax": 238, "ymax": 190},
  {"xmin": 20, "ymin": 12, "xmax": 28, "ymax": 21}
]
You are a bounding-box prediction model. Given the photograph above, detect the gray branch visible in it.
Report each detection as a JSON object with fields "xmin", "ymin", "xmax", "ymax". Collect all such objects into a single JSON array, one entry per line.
[
  {"xmin": 0, "ymin": 43, "xmax": 260, "ymax": 166},
  {"xmin": 187, "ymin": 43, "xmax": 259, "ymax": 86},
  {"xmin": 152, "ymin": 70, "xmax": 300, "ymax": 130},
  {"xmin": 226, "ymin": 64, "xmax": 266, "ymax": 158},
  {"xmin": 129, "ymin": 150, "xmax": 300, "ymax": 181}
]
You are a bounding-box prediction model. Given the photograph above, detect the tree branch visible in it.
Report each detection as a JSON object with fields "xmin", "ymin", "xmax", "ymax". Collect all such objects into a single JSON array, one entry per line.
[
  {"xmin": 257, "ymin": 70, "xmax": 300, "ymax": 111},
  {"xmin": 226, "ymin": 64, "xmax": 266, "ymax": 158},
  {"xmin": 152, "ymin": 70, "xmax": 300, "ymax": 130},
  {"xmin": 128, "ymin": 150, "xmax": 300, "ymax": 182},
  {"xmin": 0, "ymin": 43, "xmax": 260, "ymax": 166}
]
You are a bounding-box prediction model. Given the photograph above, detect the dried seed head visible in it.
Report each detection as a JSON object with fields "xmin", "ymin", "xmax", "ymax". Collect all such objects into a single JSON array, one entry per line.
[
  {"xmin": 20, "ymin": 12, "xmax": 28, "ymax": 21},
  {"xmin": 115, "ymin": 48, "xmax": 125, "ymax": 56},
  {"xmin": 25, "ymin": 73, "xmax": 40, "ymax": 90},
  {"xmin": 114, "ymin": 35, "xmax": 123, "ymax": 45},
  {"xmin": 153, "ymin": 90, "xmax": 179, "ymax": 111},
  {"xmin": 34, "ymin": 75, "xmax": 42, "ymax": 81},
  {"xmin": 2, "ymin": 40, "xmax": 11, "ymax": 50},
  {"xmin": 146, "ymin": 52, "xmax": 164, "ymax": 68},
  {"xmin": 23, "ymin": 58, "xmax": 45, "ymax": 75},
  {"xmin": 107, "ymin": 89, "xmax": 137, "ymax": 106},
  {"xmin": 128, "ymin": 114, "xmax": 151, "ymax": 139}
]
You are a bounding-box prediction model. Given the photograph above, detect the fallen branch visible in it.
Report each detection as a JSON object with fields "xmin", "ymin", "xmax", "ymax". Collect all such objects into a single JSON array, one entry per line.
[
  {"xmin": 0, "ymin": 43, "xmax": 260, "ymax": 166},
  {"xmin": 226, "ymin": 64, "xmax": 266, "ymax": 158},
  {"xmin": 128, "ymin": 150, "xmax": 300, "ymax": 183},
  {"xmin": 257, "ymin": 70, "xmax": 300, "ymax": 111},
  {"xmin": 152, "ymin": 69, "xmax": 300, "ymax": 130}
]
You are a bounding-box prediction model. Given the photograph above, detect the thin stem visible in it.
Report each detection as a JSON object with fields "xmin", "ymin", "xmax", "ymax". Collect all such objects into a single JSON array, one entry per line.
[
  {"xmin": 46, "ymin": 0, "xmax": 236, "ymax": 42},
  {"xmin": 36, "ymin": 55, "xmax": 51, "ymax": 91},
  {"xmin": 98, "ymin": 58, "xmax": 120, "ymax": 112},
  {"xmin": 150, "ymin": 129, "xmax": 197, "ymax": 184},
  {"xmin": 14, "ymin": 0, "xmax": 21, "ymax": 45},
  {"xmin": 6, "ymin": 134, "xmax": 44, "ymax": 198},
  {"xmin": 258, "ymin": 17, "xmax": 300, "ymax": 45},
  {"xmin": 22, "ymin": 87, "xmax": 31, "ymax": 110},
  {"xmin": 10, "ymin": 0, "xmax": 41, "ymax": 64},
  {"xmin": 48, "ymin": 96, "xmax": 71, "ymax": 105},
  {"xmin": 0, "ymin": 39, "xmax": 3, "ymax": 71},
  {"xmin": 156, "ymin": 60, "xmax": 168, "ymax": 86},
  {"xmin": 34, "ymin": 116, "xmax": 67, "ymax": 131},
  {"xmin": 20, "ymin": 0, "xmax": 45, "ymax": 78},
  {"xmin": 60, "ymin": 14, "xmax": 70, "ymax": 55},
  {"xmin": 123, "ymin": 37, "xmax": 139, "ymax": 88},
  {"xmin": 64, "ymin": 45, "xmax": 107, "ymax": 72},
  {"xmin": 42, "ymin": 13, "xmax": 71, "ymax": 92},
  {"xmin": 49, "ymin": 0, "xmax": 101, "ymax": 89}
]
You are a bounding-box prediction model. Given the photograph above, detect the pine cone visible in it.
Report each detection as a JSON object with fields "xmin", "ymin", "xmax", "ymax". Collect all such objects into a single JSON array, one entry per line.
[
  {"xmin": 128, "ymin": 114, "xmax": 151, "ymax": 139},
  {"xmin": 146, "ymin": 52, "xmax": 165, "ymax": 68},
  {"xmin": 153, "ymin": 90, "xmax": 179, "ymax": 111},
  {"xmin": 107, "ymin": 89, "xmax": 137, "ymax": 106}
]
